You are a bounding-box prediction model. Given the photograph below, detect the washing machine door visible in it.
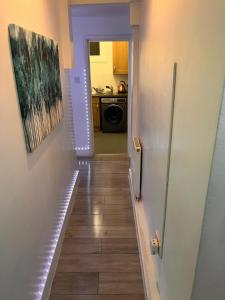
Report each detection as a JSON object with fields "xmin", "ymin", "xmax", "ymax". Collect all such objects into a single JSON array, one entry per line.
[{"xmin": 104, "ymin": 104, "xmax": 123, "ymax": 125}]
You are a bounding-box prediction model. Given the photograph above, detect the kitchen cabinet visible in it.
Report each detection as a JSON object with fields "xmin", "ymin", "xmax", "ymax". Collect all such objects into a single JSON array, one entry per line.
[
  {"xmin": 112, "ymin": 41, "xmax": 128, "ymax": 75},
  {"xmin": 92, "ymin": 96, "xmax": 100, "ymax": 131}
]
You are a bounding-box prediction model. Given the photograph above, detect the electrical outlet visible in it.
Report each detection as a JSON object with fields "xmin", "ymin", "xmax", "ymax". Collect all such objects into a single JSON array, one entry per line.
[
  {"xmin": 150, "ymin": 231, "xmax": 161, "ymax": 255},
  {"xmin": 151, "ymin": 238, "xmax": 159, "ymax": 255}
]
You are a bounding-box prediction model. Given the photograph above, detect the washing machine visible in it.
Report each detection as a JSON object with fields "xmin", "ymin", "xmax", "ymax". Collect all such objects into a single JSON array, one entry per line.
[{"xmin": 101, "ymin": 97, "xmax": 127, "ymax": 133}]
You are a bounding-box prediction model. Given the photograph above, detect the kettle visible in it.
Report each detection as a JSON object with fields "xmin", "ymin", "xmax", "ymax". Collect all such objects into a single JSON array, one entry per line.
[{"xmin": 118, "ymin": 81, "xmax": 127, "ymax": 93}]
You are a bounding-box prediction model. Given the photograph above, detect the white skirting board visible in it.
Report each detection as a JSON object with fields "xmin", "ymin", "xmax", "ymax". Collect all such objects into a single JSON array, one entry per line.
[
  {"xmin": 129, "ymin": 168, "xmax": 161, "ymax": 300},
  {"xmin": 42, "ymin": 170, "xmax": 80, "ymax": 300}
]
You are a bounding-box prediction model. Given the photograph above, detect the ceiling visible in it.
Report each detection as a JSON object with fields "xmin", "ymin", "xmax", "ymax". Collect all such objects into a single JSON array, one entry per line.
[{"xmin": 70, "ymin": 3, "xmax": 130, "ymax": 17}]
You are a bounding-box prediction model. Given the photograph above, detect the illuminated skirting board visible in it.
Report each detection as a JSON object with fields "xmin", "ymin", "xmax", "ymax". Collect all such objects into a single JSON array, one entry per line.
[
  {"xmin": 33, "ymin": 169, "xmax": 79, "ymax": 300},
  {"xmin": 75, "ymin": 146, "xmax": 90, "ymax": 151}
]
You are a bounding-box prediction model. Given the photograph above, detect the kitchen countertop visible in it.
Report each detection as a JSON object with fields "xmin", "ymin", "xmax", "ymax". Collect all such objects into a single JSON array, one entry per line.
[{"xmin": 92, "ymin": 93, "xmax": 128, "ymax": 98}]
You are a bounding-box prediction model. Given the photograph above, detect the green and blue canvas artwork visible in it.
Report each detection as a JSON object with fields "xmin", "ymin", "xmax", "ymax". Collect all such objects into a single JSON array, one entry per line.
[{"xmin": 8, "ymin": 24, "xmax": 63, "ymax": 152}]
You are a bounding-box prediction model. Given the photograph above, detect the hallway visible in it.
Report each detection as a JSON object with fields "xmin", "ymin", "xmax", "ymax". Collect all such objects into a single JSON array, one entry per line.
[{"xmin": 49, "ymin": 155, "xmax": 145, "ymax": 299}]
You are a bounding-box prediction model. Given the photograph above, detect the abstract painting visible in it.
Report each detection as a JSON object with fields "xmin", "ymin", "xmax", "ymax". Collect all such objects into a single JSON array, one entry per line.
[{"xmin": 8, "ymin": 24, "xmax": 63, "ymax": 152}]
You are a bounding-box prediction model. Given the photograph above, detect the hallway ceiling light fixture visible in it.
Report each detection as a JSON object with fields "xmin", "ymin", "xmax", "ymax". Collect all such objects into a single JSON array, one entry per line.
[{"xmin": 34, "ymin": 170, "xmax": 79, "ymax": 300}]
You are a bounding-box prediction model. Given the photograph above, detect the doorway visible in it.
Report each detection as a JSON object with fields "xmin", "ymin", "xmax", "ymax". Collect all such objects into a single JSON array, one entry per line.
[{"xmin": 88, "ymin": 40, "xmax": 129, "ymax": 154}]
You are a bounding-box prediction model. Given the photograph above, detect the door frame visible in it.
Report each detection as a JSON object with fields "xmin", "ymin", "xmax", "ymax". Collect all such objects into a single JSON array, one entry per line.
[{"xmin": 84, "ymin": 34, "xmax": 132, "ymax": 156}]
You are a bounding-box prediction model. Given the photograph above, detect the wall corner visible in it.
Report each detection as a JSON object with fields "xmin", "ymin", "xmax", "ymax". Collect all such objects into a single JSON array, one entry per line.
[
  {"xmin": 130, "ymin": 0, "xmax": 140, "ymax": 26},
  {"xmin": 57, "ymin": 0, "xmax": 74, "ymax": 69}
]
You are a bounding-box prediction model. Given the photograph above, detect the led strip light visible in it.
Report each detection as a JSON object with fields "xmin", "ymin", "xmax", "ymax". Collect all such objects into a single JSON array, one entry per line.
[
  {"xmin": 75, "ymin": 68, "xmax": 91, "ymax": 152},
  {"xmin": 34, "ymin": 170, "xmax": 79, "ymax": 300}
]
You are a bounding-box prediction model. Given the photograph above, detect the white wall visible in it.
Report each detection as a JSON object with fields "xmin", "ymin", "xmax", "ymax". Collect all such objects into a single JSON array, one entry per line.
[
  {"xmin": 191, "ymin": 85, "xmax": 225, "ymax": 300},
  {"xmin": 70, "ymin": 9, "xmax": 131, "ymax": 156},
  {"xmin": 90, "ymin": 41, "xmax": 128, "ymax": 92},
  {"xmin": 0, "ymin": 1, "xmax": 76, "ymax": 299},
  {"xmin": 131, "ymin": 0, "xmax": 225, "ymax": 299}
]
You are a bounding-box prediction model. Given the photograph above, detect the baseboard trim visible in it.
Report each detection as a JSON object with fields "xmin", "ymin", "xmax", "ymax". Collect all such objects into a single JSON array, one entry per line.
[
  {"xmin": 42, "ymin": 169, "xmax": 80, "ymax": 300},
  {"xmin": 129, "ymin": 168, "xmax": 161, "ymax": 300}
]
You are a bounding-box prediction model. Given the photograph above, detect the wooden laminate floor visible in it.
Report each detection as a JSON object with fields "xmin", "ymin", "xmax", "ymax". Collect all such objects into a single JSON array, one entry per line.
[{"xmin": 50, "ymin": 154, "xmax": 145, "ymax": 300}]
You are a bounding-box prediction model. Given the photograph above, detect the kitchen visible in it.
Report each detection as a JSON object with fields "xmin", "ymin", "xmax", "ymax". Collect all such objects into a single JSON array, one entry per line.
[{"xmin": 89, "ymin": 41, "xmax": 129, "ymax": 154}]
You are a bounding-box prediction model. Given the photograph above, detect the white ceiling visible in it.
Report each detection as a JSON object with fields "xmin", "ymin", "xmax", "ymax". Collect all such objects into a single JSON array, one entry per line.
[{"xmin": 70, "ymin": 3, "xmax": 130, "ymax": 17}]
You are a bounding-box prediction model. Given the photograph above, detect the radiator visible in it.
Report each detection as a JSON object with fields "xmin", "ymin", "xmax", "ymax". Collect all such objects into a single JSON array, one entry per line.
[{"xmin": 131, "ymin": 137, "xmax": 142, "ymax": 200}]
